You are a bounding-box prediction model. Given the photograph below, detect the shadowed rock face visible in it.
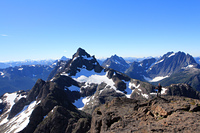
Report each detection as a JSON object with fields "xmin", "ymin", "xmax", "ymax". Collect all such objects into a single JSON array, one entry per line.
[
  {"xmin": 17, "ymin": 78, "xmax": 91, "ymax": 133},
  {"xmin": 90, "ymin": 96, "xmax": 200, "ymax": 133},
  {"xmin": 0, "ymin": 78, "xmax": 91, "ymax": 133},
  {"xmin": 62, "ymin": 48, "xmax": 103, "ymax": 77},
  {"xmin": 166, "ymin": 83, "xmax": 200, "ymax": 99}
]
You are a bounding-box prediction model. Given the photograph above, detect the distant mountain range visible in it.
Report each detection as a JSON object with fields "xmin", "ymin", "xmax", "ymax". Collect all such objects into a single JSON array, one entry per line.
[
  {"xmin": 0, "ymin": 57, "xmax": 70, "ymax": 96},
  {"xmin": 102, "ymin": 52, "xmax": 200, "ymax": 91},
  {"xmin": 1, "ymin": 48, "xmax": 200, "ymax": 132},
  {"xmin": 0, "ymin": 64, "xmax": 55, "ymax": 96},
  {"xmin": 0, "ymin": 59, "xmax": 56, "ymax": 69},
  {"xmin": 0, "ymin": 50, "xmax": 200, "ymax": 96}
]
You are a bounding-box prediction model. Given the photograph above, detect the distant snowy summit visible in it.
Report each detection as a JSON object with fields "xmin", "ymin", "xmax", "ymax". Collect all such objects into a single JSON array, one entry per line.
[{"xmin": 101, "ymin": 54, "xmax": 130, "ymax": 72}]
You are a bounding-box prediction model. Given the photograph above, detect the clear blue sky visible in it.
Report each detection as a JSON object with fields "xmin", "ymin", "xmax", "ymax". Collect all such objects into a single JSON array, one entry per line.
[{"xmin": 1, "ymin": 0, "xmax": 200, "ymax": 62}]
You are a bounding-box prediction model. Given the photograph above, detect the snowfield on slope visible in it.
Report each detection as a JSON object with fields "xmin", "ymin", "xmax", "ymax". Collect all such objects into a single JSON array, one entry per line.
[
  {"xmin": 0, "ymin": 92, "xmax": 40, "ymax": 133},
  {"xmin": 143, "ymin": 75, "xmax": 169, "ymax": 82},
  {"xmin": 68, "ymin": 68, "xmax": 148, "ymax": 108}
]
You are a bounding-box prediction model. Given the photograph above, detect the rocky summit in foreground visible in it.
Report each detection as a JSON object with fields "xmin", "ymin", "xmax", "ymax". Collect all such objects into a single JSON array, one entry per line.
[{"xmin": 90, "ymin": 96, "xmax": 200, "ymax": 133}]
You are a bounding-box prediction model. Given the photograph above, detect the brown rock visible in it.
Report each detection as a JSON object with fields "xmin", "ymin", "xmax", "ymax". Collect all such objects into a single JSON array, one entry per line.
[{"xmin": 90, "ymin": 96, "xmax": 200, "ymax": 133}]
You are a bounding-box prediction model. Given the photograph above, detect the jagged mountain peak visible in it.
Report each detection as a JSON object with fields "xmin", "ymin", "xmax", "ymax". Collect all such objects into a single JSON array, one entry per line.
[
  {"xmin": 111, "ymin": 54, "xmax": 121, "ymax": 59},
  {"xmin": 102, "ymin": 54, "xmax": 130, "ymax": 73},
  {"xmin": 72, "ymin": 47, "xmax": 91, "ymax": 59},
  {"xmin": 110, "ymin": 54, "xmax": 126, "ymax": 62},
  {"xmin": 55, "ymin": 48, "xmax": 103, "ymax": 77},
  {"xmin": 147, "ymin": 51, "xmax": 200, "ymax": 77},
  {"xmin": 158, "ymin": 51, "xmax": 196, "ymax": 64}
]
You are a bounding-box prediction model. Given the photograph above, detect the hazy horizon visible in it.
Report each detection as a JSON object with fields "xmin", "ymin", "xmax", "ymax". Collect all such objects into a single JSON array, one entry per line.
[{"xmin": 1, "ymin": 50, "xmax": 199, "ymax": 63}]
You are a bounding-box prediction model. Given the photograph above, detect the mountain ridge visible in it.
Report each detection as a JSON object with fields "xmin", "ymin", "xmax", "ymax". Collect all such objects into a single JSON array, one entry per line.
[
  {"xmin": 102, "ymin": 51, "xmax": 200, "ymax": 91},
  {"xmin": 1, "ymin": 48, "xmax": 200, "ymax": 133}
]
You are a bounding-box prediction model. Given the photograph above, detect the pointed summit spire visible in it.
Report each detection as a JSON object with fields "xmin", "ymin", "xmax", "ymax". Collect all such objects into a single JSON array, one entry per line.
[{"xmin": 72, "ymin": 47, "xmax": 91, "ymax": 59}]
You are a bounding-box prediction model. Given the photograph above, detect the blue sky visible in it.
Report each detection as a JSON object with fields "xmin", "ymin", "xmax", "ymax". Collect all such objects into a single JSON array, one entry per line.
[{"xmin": 0, "ymin": 0, "xmax": 200, "ymax": 62}]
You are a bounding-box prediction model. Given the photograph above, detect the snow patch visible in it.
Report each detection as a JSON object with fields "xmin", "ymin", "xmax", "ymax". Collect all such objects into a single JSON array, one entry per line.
[
  {"xmin": 168, "ymin": 52, "xmax": 175, "ymax": 58},
  {"xmin": 161, "ymin": 87, "xmax": 168, "ymax": 94},
  {"xmin": 141, "ymin": 93, "xmax": 149, "ymax": 99},
  {"xmin": 73, "ymin": 70, "xmax": 127, "ymax": 108},
  {"xmin": 60, "ymin": 72, "xmax": 69, "ymax": 76},
  {"xmin": 73, "ymin": 96, "xmax": 93, "ymax": 110},
  {"xmin": 73, "ymin": 70, "xmax": 111, "ymax": 86},
  {"xmin": 144, "ymin": 75, "xmax": 169, "ymax": 82},
  {"xmin": 82, "ymin": 55, "xmax": 94, "ymax": 60},
  {"xmin": 0, "ymin": 72, "xmax": 4, "ymax": 76},
  {"xmin": 181, "ymin": 64, "xmax": 194, "ymax": 69},
  {"xmin": 72, "ymin": 68, "xmax": 105, "ymax": 79},
  {"xmin": 150, "ymin": 87, "xmax": 168, "ymax": 95},
  {"xmin": 114, "ymin": 59, "xmax": 121, "ymax": 64},
  {"xmin": 18, "ymin": 68, "xmax": 23, "ymax": 71},
  {"xmin": 8, "ymin": 101, "xmax": 38, "ymax": 132},
  {"xmin": 3, "ymin": 92, "xmax": 18, "ymax": 110},
  {"xmin": 129, "ymin": 82, "xmax": 140, "ymax": 89},
  {"xmin": 123, "ymin": 81, "xmax": 135, "ymax": 98},
  {"xmin": 50, "ymin": 77, "xmax": 56, "ymax": 82},
  {"xmin": 155, "ymin": 59, "xmax": 164, "ymax": 64},
  {"xmin": 0, "ymin": 100, "xmax": 40, "ymax": 133}
]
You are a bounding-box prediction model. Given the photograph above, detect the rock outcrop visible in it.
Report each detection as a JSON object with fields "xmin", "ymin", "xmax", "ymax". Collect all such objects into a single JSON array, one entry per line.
[{"xmin": 90, "ymin": 96, "xmax": 200, "ymax": 133}]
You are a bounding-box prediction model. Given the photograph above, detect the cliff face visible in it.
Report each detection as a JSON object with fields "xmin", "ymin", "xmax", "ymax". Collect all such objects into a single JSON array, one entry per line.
[{"xmin": 90, "ymin": 96, "xmax": 200, "ymax": 133}]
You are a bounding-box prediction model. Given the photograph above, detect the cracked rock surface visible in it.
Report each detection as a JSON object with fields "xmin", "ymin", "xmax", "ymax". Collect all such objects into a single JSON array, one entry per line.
[{"xmin": 90, "ymin": 96, "xmax": 200, "ymax": 133}]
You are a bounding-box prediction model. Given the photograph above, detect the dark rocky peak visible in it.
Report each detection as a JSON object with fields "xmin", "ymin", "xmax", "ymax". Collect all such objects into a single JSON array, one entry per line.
[
  {"xmin": 111, "ymin": 54, "xmax": 123, "ymax": 60},
  {"xmin": 72, "ymin": 47, "xmax": 91, "ymax": 59},
  {"xmin": 48, "ymin": 48, "xmax": 103, "ymax": 80},
  {"xmin": 173, "ymin": 52, "xmax": 198, "ymax": 66},
  {"xmin": 103, "ymin": 54, "xmax": 129, "ymax": 66},
  {"xmin": 157, "ymin": 51, "xmax": 197, "ymax": 66},
  {"xmin": 102, "ymin": 54, "xmax": 130, "ymax": 73},
  {"xmin": 161, "ymin": 51, "xmax": 174, "ymax": 59},
  {"xmin": 147, "ymin": 51, "xmax": 200, "ymax": 78},
  {"xmin": 59, "ymin": 48, "xmax": 103, "ymax": 76}
]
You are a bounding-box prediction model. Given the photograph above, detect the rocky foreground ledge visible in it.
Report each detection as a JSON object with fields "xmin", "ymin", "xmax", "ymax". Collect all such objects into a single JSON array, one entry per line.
[{"xmin": 90, "ymin": 96, "xmax": 200, "ymax": 133}]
